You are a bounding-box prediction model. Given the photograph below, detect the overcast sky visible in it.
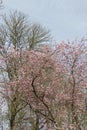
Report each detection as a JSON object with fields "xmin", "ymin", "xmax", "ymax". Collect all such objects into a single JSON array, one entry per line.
[{"xmin": 3, "ymin": 0, "xmax": 87, "ymax": 42}]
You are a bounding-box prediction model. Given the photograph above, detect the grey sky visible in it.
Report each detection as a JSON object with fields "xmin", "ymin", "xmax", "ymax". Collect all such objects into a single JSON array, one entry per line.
[{"xmin": 3, "ymin": 0, "xmax": 87, "ymax": 42}]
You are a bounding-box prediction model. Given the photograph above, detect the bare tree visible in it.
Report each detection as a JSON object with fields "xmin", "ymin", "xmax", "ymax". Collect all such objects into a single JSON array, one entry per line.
[{"xmin": 0, "ymin": 11, "xmax": 51, "ymax": 130}]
